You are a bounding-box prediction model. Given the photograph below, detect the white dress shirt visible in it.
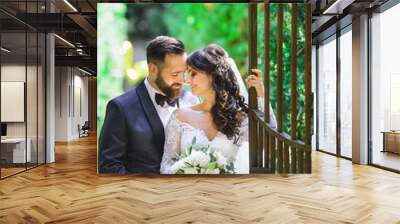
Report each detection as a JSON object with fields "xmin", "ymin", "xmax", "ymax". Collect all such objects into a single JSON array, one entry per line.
[{"xmin": 144, "ymin": 77, "xmax": 178, "ymax": 128}]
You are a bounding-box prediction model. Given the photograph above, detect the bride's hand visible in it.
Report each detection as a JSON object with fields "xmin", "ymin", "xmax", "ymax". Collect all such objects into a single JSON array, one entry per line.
[{"xmin": 246, "ymin": 69, "xmax": 263, "ymax": 97}]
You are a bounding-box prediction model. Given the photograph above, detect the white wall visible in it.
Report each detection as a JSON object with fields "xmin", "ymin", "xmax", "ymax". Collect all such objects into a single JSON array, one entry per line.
[
  {"xmin": 55, "ymin": 67, "xmax": 89, "ymax": 141},
  {"xmin": 1, "ymin": 65, "xmax": 38, "ymax": 138},
  {"xmin": 1, "ymin": 63, "xmax": 46, "ymax": 164},
  {"xmin": 55, "ymin": 66, "xmax": 69, "ymax": 141},
  {"xmin": 72, "ymin": 73, "xmax": 89, "ymax": 138},
  {"xmin": 1, "ymin": 65, "xmax": 26, "ymax": 137}
]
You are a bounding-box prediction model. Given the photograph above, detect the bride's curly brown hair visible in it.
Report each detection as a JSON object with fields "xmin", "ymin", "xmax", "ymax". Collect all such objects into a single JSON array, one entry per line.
[{"xmin": 187, "ymin": 44, "xmax": 248, "ymax": 144}]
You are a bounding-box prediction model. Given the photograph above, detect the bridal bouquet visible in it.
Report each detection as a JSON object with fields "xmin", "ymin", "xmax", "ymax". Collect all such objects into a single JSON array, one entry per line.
[{"xmin": 171, "ymin": 136, "xmax": 235, "ymax": 174}]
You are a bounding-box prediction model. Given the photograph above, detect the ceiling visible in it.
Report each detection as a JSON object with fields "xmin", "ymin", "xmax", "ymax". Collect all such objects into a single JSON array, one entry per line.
[
  {"xmin": 0, "ymin": 0, "xmax": 97, "ymax": 75},
  {"xmin": 311, "ymin": 0, "xmax": 390, "ymax": 44}
]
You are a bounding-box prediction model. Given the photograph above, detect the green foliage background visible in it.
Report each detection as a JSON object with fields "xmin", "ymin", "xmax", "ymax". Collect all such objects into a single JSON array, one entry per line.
[
  {"xmin": 163, "ymin": 3, "xmax": 249, "ymax": 75},
  {"xmin": 257, "ymin": 4, "xmax": 307, "ymax": 141},
  {"xmin": 97, "ymin": 4, "xmax": 128, "ymax": 135}
]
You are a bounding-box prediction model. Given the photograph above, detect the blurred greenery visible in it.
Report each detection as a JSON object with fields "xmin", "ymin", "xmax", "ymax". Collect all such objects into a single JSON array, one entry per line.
[
  {"xmin": 163, "ymin": 3, "xmax": 249, "ymax": 75},
  {"xmin": 257, "ymin": 4, "xmax": 307, "ymax": 141},
  {"xmin": 97, "ymin": 4, "xmax": 129, "ymax": 134}
]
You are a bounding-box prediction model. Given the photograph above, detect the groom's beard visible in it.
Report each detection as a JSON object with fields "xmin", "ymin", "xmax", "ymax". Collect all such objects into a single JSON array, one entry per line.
[{"xmin": 155, "ymin": 74, "xmax": 182, "ymax": 100}]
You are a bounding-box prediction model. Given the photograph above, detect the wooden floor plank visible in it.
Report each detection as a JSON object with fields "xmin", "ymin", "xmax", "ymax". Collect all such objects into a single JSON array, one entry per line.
[{"xmin": 0, "ymin": 134, "xmax": 399, "ymax": 223}]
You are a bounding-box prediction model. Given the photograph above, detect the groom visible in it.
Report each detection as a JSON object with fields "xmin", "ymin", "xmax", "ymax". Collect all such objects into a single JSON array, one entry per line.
[{"xmin": 99, "ymin": 36, "xmax": 198, "ymax": 174}]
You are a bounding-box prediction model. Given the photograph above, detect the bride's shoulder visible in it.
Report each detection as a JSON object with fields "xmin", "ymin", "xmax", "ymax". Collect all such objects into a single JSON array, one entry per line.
[
  {"xmin": 172, "ymin": 108, "xmax": 191, "ymax": 123},
  {"xmin": 173, "ymin": 103, "xmax": 204, "ymax": 121}
]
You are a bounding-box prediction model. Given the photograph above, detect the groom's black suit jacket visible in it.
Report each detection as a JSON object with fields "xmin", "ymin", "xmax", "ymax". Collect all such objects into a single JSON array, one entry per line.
[{"xmin": 99, "ymin": 80, "xmax": 196, "ymax": 174}]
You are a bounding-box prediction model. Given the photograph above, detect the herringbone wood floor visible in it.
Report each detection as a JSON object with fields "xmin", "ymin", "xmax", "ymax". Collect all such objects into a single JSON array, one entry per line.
[{"xmin": 1, "ymin": 134, "xmax": 400, "ymax": 224}]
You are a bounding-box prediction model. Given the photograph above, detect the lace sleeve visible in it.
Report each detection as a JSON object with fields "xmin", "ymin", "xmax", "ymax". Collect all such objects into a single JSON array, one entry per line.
[
  {"xmin": 160, "ymin": 111, "xmax": 182, "ymax": 174},
  {"xmin": 238, "ymin": 97, "xmax": 277, "ymax": 144},
  {"xmin": 257, "ymin": 97, "xmax": 277, "ymax": 129}
]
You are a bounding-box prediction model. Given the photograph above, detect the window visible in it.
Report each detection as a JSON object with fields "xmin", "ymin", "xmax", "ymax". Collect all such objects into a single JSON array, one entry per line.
[
  {"xmin": 317, "ymin": 35, "xmax": 337, "ymax": 155},
  {"xmin": 370, "ymin": 3, "xmax": 400, "ymax": 171},
  {"xmin": 340, "ymin": 28, "xmax": 352, "ymax": 158}
]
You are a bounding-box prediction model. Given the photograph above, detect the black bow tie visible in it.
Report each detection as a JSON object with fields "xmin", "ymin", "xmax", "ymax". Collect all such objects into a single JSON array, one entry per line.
[{"xmin": 155, "ymin": 93, "xmax": 178, "ymax": 107}]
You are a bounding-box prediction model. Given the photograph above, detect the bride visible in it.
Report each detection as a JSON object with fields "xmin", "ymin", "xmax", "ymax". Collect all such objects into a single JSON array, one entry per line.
[{"xmin": 160, "ymin": 44, "xmax": 276, "ymax": 174}]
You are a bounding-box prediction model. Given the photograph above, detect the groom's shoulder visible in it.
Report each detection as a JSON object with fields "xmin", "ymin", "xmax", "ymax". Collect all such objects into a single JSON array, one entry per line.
[{"xmin": 110, "ymin": 85, "xmax": 140, "ymax": 109}]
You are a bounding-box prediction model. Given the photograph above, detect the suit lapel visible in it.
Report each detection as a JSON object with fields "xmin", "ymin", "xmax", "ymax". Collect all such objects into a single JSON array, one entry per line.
[{"xmin": 136, "ymin": 81, "xmax": 165, "ymax": 148}]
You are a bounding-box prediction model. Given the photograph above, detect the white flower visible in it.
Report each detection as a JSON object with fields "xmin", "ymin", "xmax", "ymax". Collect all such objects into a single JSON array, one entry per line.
[
  {"xmin": 193, "ymin": 137, "xmax": 210, "ymax": 150},
  {"xmin": 187, "ymin": 150, "xmax": 210, "ymax": 167},
  {"xmin": 204, "ymin": 168, "xmax": 220, "ymax": 174},
  {"xmin": 182, "ymin": 167, "xmax": 198, "ymax": 174},
  {"xmin": 215, "ymin": 152, "xmax": 228, "ymax": 168},
  {"xmin": 200, "ymin": 168, "xmax": 207, "ymax": 174},
  {"xmin": 170, "ymin": 160, "xmax": 185, "ymax": 174},
  {"xmin": 209, "ymin": 139, "xmax": 237, "ymax": 161}
]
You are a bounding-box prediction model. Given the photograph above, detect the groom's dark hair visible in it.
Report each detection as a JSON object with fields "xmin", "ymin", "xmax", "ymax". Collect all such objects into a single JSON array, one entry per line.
[{"xmin": 146, "ymin": 36, "xmax": 185, "ymax": 67}]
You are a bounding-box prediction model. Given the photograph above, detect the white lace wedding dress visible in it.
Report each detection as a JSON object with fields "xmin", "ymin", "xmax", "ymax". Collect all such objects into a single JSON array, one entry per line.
[
  {"xmin": 160, "ymin": 97, "xmax": 276, "ymax": 174},
  {"xmin": 160, "ymin": 58, "xmax": 276, "ymax": 174}
]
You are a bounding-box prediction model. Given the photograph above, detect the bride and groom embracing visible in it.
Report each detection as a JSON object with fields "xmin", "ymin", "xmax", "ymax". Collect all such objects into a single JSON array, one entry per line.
[{"xmin": 99, "ymin": 36, "xmax": 276, "ymax": 175}]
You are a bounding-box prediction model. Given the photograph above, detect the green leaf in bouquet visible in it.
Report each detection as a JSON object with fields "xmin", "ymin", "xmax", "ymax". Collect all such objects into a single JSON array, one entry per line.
[
  {"xmin": 226, "ymin": 161, "xmax": 235, "ymax": 173},
  {"xmin": 192, "ymin": 136, "xmax": 197, "ymax": 145},
  {"xmin": 186, "ymin": 136, "xmax": 196, "ymax": 155},
  {"xmin": 207, "ymin": 162, "xmax": 217, "ymax": 170},
  {"xmin": 187, "ymin": 146, "xmax": 192, "ymax": 156},
  {"xmin": 199, "ymin": 146, "xmax": 209, "ymax": 153},
  {"xmin": 173, "ymin": 152, "xmax": 183, "ymax": 161},
  {"xmin": 175, "ymin": 152, "xmax": 185, "ymax": 160},
  {"xmin": 209, "ymin": 152, "xmax": 217, "ymax": 162},
  {"xmin": 176, "ymin": 169, "xmax": 185, "ymax": 174}
]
